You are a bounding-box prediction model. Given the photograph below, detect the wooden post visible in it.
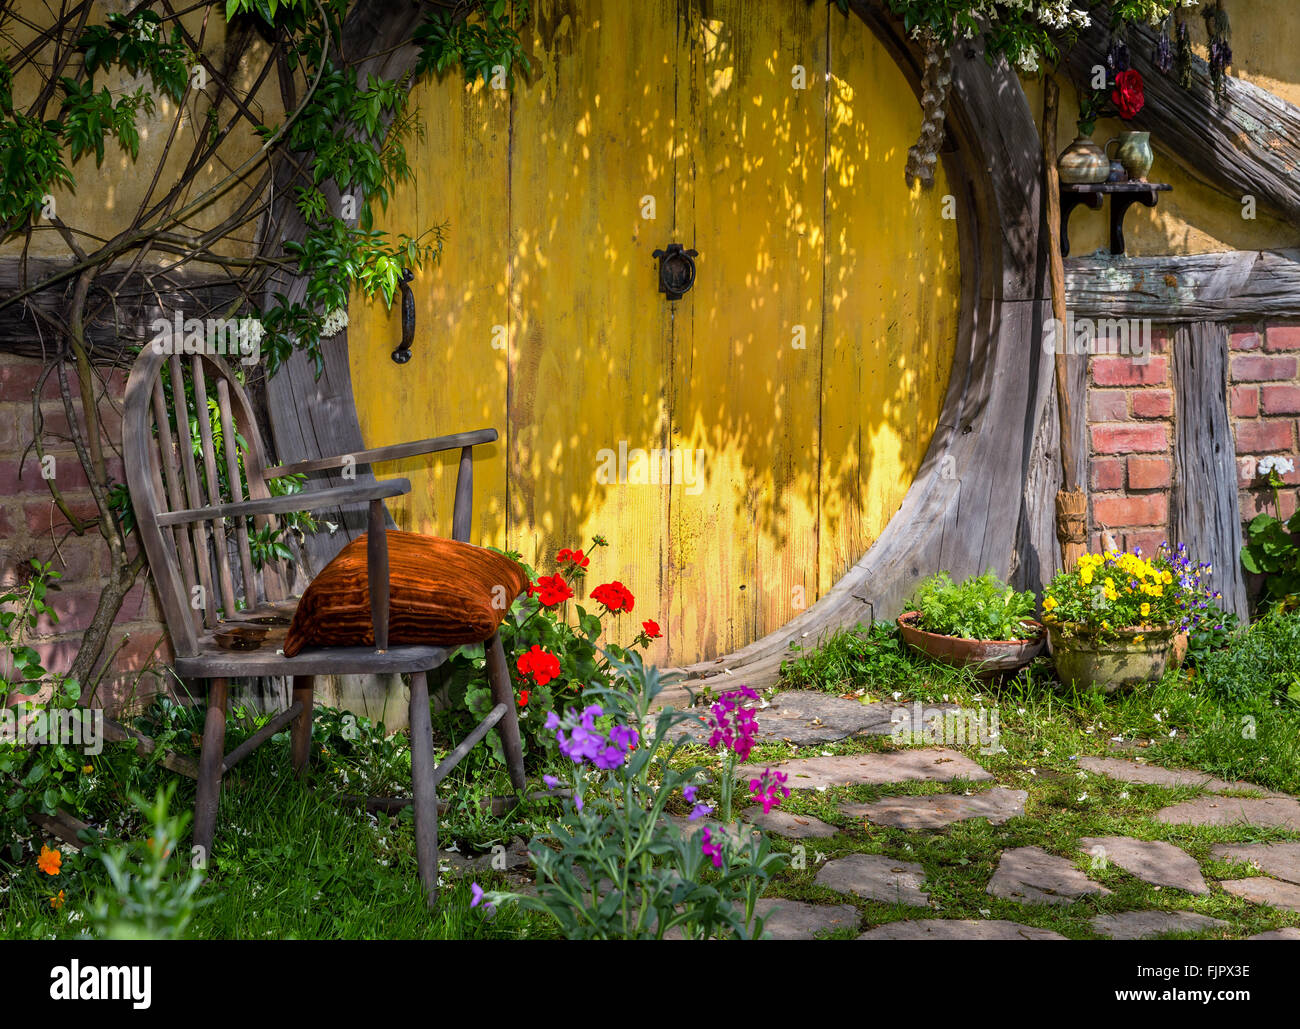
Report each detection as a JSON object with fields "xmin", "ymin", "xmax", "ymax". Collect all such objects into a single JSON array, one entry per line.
[
  {"xmin": 408, "ymin": 670, "xmax": 439, "ymax": 908},
  {"xmin": 1043, "ymin": 77, "xmax": 1088, "ymax": 570},
  {"xmin": 367, "ymin": 499, "xmax": 390, "ymax": 651}
]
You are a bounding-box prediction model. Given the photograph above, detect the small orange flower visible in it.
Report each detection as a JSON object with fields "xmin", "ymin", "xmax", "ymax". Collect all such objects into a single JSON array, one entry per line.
[
  {"xmin": 49, "ymin": 890, "xmax": 65, "ymax": 910},
  {"xmin": 38, "ymin": 845, "xmax": 61, "ymax": 876}
]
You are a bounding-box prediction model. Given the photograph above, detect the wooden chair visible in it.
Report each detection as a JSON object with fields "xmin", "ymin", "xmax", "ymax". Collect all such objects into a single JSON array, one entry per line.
[{"xmin": 123, "ymin": 347, "xmax": 526, "ymax": 906}]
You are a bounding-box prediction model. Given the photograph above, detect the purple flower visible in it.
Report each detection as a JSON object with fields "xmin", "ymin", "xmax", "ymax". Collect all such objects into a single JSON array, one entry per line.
[
  {"xmin": 683, "ymin": 785, "xmax": 698, "ymax": 803},
  {"xmin": 543, "ymin": 774, "xmax": 561, "ymax": 789},
  {"xmin": 688, "ymin": 803, "xmax": 713, "ymax": 822},
  {"xmin": 705, "ymin": 687, "xmax": 761, "ymax": 761},
  {"xmin": 470, "ymin": 882, "xmax": 493, "ymax": 911},
  {"xmin": 700, "ymin": 826, "xmax": 722, "ymax": 869},
  {"xmin": 748, "ymin": 767, "xmax": 790, "ymax": 814}
]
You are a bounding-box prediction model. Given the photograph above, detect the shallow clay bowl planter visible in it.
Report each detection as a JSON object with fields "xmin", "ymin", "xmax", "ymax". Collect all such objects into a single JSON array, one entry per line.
[{"xmin": 897, "ymin": 611, "xmax": 1045, "ymax": 678}]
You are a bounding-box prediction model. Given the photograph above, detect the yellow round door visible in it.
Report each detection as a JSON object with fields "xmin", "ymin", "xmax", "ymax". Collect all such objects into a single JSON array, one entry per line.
[{"xmin": 349, "ymin": 0, "xmax": 960, "ymax": 667}]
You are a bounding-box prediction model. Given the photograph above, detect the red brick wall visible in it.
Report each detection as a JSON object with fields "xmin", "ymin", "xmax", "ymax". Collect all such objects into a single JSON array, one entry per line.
[
  {"xmin": 1086, "ymin": 328, "xmax": 1174, "ymax": 555},
  {"xmin": 0, "ymin": 354, "xmax": 171, "ymax": 713},
  {"xmin": 1085, "ymin": 320, "xmax": 1300, "ymax": 564},
  {"xmin": 1231, "ymin": 323, "xmax": 1300, "ymax": 523}
]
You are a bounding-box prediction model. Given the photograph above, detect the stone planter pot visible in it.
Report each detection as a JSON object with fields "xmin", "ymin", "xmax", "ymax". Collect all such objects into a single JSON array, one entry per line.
[
  {"xmin": 897, "ymin": 611, "xmax": 1045, "ymax": 678},
  {"xmin": 1047, "ymin": 623, "xmax": 1177, "ymax": 692}
]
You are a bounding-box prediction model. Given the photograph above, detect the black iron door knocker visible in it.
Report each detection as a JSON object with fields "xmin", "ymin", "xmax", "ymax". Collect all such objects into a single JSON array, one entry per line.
[{"xmin": 652, "ymin": 243, "xmax": 698, "ymax": 301}]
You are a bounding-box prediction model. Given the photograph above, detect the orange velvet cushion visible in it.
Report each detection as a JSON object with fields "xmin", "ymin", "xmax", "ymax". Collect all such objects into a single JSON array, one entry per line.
[{"xmin": 282, "ymin": 531, "xmax": 528, "ymax": 657}]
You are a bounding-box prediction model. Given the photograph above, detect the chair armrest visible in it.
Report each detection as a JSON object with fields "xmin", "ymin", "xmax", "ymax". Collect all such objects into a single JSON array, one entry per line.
[
  {"xmin": 156, "ymin": 479, "xmax": 411, "ymax": 526},
  {"xmin": 262, "ymin": 428, "xmax": 498, "ymax": 478}
]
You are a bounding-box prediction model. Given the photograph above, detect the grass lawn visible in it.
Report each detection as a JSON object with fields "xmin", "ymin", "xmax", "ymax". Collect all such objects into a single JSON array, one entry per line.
[{"xmin": 3, "ymin": 619, "xmax": 1298, "ymax": 940}]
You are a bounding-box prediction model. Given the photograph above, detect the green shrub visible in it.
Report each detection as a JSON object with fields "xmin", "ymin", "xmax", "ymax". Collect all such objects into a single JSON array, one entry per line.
[
  {"xmin": 781, "ymin": 622, "xmax": 915, "ymax": 691},
  {"xmin": 907, "ymin": 571, "xmax": 1037, "ymax": 641},
  {"xmin": 1197, "ymin": 608, "xmax": 1300, "ymax": 706}
]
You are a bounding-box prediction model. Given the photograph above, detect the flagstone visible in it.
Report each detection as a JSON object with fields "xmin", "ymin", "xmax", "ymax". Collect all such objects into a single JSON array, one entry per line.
[
  {"xmin": 1077, "ymin": 757, "xmax": 1286, "ymax": 797},
  {"xmin": 858, "ymin": 919, "xmax": 1066, "ymax": 940},
  {"xmin": 842, "ymin": 788, "xmax": 1027, "ymax": 829},
  {"xmin": 672, "ymin": 691, "xmax": 965, "ymax": 747},
  {"xmin": 1091, "ymin": 911, "xmax": 1228, "ymax": 939},
  {"xmin": 1211, "ymin": 842, "xmax": 1300, "ymax": 885},
  {"xmin": 740, "ymin": 806, "xmax": 837, "ymax": 839},
  {"xmin": 815, "ymin": 853, "xmax": 930, "ymax": 907},
  {"xmin": 1154, "ymin": 796, "xmax": 1300, "ymax": 830},
  {"xmin": 1247, "ymin": 928, "xmax": 1300, "ymax": 939},
  {"xmin": 1077, "ymin": 836, "xmax": 1209, "ymax": 894},
  {"xmin": 987, "ymin": 846, "xmax": 1111, "ymax": 906},
  {"xmin": 1218, "ymin": 877, "xmax": 1300, "ymax": 913},
  {"xmin": 736, "ymin": 748, "xmax": 992, "ymax": 790},
  {"xmin": 753, "ymin": 898, "xmax": 860, "ymax": 939}
]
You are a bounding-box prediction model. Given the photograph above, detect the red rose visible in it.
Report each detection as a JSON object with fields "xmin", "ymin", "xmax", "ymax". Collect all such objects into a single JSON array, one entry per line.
[
  {"xmin": 528, "ymin": 572, "xmax": 574, "ymax": 607},
  {"xmin": 1112, "ymin": 68, "xmax": 1144, "ymax": 120},
  {"xmin": 516, "ymin": 645, "xmax": 561, "ymax": 687},
  {"xmin": 591, "ymin": 581, "xmax": 635, "ymax": 613},
  {"xmin": 641, "ymin": 619, "xmax": 662, "ymax": 639}
]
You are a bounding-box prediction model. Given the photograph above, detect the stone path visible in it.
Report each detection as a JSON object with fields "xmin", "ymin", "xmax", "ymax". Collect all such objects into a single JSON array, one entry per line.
[
  {"xmin": 843, "ymin": 788, "xmax": 1026, "ymax": 829},
  {"xmin": 674, "ymin": 691, "xmax": 960, "ymax": 748},
  {"xmin": 858, "ymin": 919, "xmax": 1065, "ymax": 940},
  {"xmin": 1078, "ymin": 757, "xmax": 1286, "ymax": 797},
  {"xmin": 987, "ymin": 846, "xmax": 1111, "ymax": 905},
  {"xmin": 1077, "ymin": 836, "xmax": 1210, "ymax": 894},
  {"xmin": 1091, "ymin": 911, "xmax": 1228, "ymax": 940},
  {"xmin": 672, "ymin": 701, "xmax": 1300, "ymax": 939},
  {"xmin": 1155, "ymin": 796, "xmax": 1300, "ymax": 830},
  {"xmin": 740, "ymin": 806, "xmax": 837, "ymax": 839},
  {"xmin": 1211, "ymin": 842, "xmax": 1300, "ymax": 884},
  {"xmin": 736, "ymin": 748, "xmax": 992, "ymax": 790},
  {"xmin": 1218, "ymin": 878, "xmax": 1300, "ymax": 912},
  {"xmin": 754, "ymin": 898, "xmax": 860, "ymax": 939},
  {"xmin": 815, "ymin": 853, "xmax": 930, "ymax": 907}
]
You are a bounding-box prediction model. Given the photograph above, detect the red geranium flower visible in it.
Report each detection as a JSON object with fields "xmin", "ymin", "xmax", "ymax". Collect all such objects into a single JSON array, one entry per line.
[
  {"xmin": 1112, "ymin": 68, "xmax": 1144, "ymax": 119},
  {"xmin": 641, "ymin": 619, "xmax": 662, "ymax": 639},
  {"xmin": 528, "ymin": 572, "xmax": 575, "ymax": 607},
  {"xmin": 556, "ymin": 548, "xmax": 590, "ymax": 569},
  {"xmin": 591, "ymin": 580, "xmax": 635, "ymax": 613},
  {"xmin": 516, "ymin": 645, "xmax": 561, "ymax": 687},
  {"xmin": 518, "ymin": 689, "xmax": 530, "ymax": 707}
]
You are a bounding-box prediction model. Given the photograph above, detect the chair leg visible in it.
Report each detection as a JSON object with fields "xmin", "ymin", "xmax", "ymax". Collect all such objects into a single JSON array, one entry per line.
[
  {"xmin": 408, "ymin": 670, "xmax": 439, "ymax": 909},
  {"xmin": 486, "ymin": 630, "xmax": 527, "ymax": 793},
  {"xmin": 193, "ymin": 677, "xmax": 229, "ymax": 863},
  {"xmin": 290, "ymin": 675, "xmax": 315, "ymax": 775}
]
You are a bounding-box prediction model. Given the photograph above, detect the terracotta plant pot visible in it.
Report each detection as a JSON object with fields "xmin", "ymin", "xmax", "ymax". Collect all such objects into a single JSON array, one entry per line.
[
  {"xmin": 897, "ymin": 611, "xmax": 1045, "ymax": 678},
  {"xmin": 1047, "ymin": 623, "xmax": 1177, "ymax": 693}
]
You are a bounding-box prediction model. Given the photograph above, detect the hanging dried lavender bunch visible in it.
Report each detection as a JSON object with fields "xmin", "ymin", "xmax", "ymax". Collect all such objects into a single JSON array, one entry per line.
[
  {"xmin": 1106, "ymin": 37, "xmax": 1130, "ymax": 74},
  {"xmin": 1174, "ymin": 16, "xmax": 1194, "ymax": 90},
  {"xmin": 1152, "ymin": 17, "xmax": 1174, "ymax": 74},
  {"xmin": 1203, "ymin": 1, "xmax": 1232, "ymax": 99}
]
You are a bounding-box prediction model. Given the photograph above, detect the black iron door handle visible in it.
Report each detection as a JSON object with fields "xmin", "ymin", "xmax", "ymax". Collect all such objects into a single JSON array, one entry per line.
[{"xmin": 391, "ymin": 268, "xmax": 416, "ymax": 363}]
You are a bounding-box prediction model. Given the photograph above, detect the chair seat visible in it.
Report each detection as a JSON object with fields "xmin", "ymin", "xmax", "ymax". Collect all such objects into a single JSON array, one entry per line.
[{"xmin": 173, "ymin": 640, "xmax": 449, "ymax": 679}]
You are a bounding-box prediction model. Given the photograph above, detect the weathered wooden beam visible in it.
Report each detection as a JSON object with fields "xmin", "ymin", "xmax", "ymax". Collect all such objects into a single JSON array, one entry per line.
[
  {"xmin": 101, "ymin": 715, "xmax": 200, "ymax": 779},
  {"xmin": 1066, "ymin": 249, "xmax": 1300, "ymax": 322},
  {"xmin": 1064, "ymin": 21, "xmax": 1300, "ymax": 226},
  {"xmin": 1170, "ymin": 322, "xmax": 1249, "ymax": 620}
]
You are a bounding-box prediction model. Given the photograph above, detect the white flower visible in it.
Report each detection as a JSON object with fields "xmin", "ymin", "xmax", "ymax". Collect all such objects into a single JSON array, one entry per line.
[{"xmin": 320, "ymin": 307, "xmax": 349, "ymax": 339}]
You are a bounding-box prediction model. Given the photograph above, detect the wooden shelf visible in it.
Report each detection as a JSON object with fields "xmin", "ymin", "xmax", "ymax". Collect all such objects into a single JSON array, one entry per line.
[{"xmin": 1060, "ymin": 182, "xmax": 1172, "ymax": 257}]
